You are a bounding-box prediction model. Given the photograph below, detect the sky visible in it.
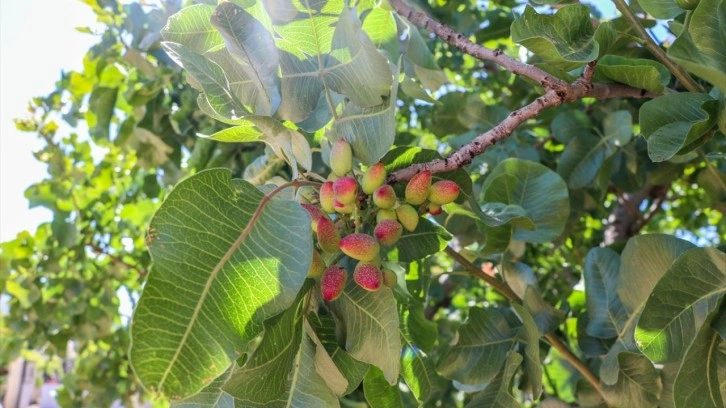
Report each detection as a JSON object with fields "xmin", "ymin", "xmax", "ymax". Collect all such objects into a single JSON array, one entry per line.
[{"xmin": 0, "ymin": 0, "xmax": 96, "ymax": 242}]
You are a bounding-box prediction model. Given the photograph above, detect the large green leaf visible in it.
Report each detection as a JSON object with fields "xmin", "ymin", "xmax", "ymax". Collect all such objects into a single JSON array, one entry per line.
[
  {"xmin": 503, "ymin": 261, "xmax": 563, "ymax": 335},
  {"xmin": 399, "ymin": 304, "xmax": 442, "ymax": 402},
  {"xmin": 511, "ymin": 5, "xmax": 598, "ymax": 69},
  {"xmin": 329, "ymin": 283, "xmax": 401, "ymax": 384},
  {"xmin": 130, "ymin": 170, "xmax": 313, "ymax": 398},
  {"xmin": 668, "ymin": 0, "xmax": 726, "ymax": 93},
  {"xmin": 211, "ymin": 2, "xmax": 282, "ymax": 116},
  {"xmin": 600, "ymin": 235, "xmax": 695, "ymax": 385},
  {"xmin": 639, "ymin": 93, "xmax": 717, "ymax": 162},
  {"xmin": 363, "ymin": 366, "xmax": 404, "ymax": 408},
  {"xmin": 481, "ymin": 158, "xmax": 570, "ymax": 245},
  {"xmin": 464, "ymin": 352, "xmax": 523, "ymax": 408},
  {"xmin": 87, "ymin": 86, "xmax": 117, "ymax": 141},
  {"xmin": 161, "ymin": 4, "xmax": 224, "ymax": 53},
  {"xmin": 437, "ymin": 308, "xmax": 518, "ymax": 385},
  {"xmin": 617, "ymin": 234, "xmax": 695, "ymax": 314},
  {"xmin": 635, "ymin": 248, "xmax": 726, "ymax": 362},
  {"xmin": 223, "ymin": 282, "xmax": 310, "ymax": 402},
  {"xmin": 602, "ymin": 352, "xmax": 662, "ymax": 408},
  {"xmin": 583, "ymin": 247, "xmax": 628, "ymax": 339},
  {"xmin": 595, "ymin": 55, "xmax": 670, "ymax": 93},
  {"xmin": 673, "ymin": 324, "xmax": 724, "ymax": 408}
]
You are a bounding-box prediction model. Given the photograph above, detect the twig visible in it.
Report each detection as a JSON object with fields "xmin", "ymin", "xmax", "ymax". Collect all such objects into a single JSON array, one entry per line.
[
  {"xmin": 387, "ymin": 3, "xmax": 657, "ymax": 184},
  {"xmin": 611, "ymin": 0, "xmax": 702, "ymax": 93},
  {"xmin": 444, "ymin": 246, "xmax": 605, "ymax": 400},
  {"xmin": 632, "ymin": 185, "xmax": 669, "ymax": 235}
]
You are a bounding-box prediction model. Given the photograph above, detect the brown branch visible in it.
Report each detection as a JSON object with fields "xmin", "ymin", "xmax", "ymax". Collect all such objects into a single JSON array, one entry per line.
[
  {"xmin": 444, "ymin": 246, "xmax": 605, "ymax": 400},
  {"xmin": 386, "ymin": 1, "xmax": 659, "ymax": 184},
  {"xmin": 388, "ymin": 0, "xmax": 567, "ymax": 91}
]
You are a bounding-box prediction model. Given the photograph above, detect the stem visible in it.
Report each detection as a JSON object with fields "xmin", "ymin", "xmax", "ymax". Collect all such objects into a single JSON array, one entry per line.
[
  {"xmin": 611, "ymin": 0, "xmax": 702, "ymax": 93},
  {"xmin": 444, "ymin": 246, "xmax": 605, "ymax": 400}
]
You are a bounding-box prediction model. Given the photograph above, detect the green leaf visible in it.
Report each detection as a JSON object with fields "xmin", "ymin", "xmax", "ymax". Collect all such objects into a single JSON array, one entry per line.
[
  {"xmin": 602, "ymin": 352, "xmax": 662, "ymax": 408},
  {"xmin": 399, "ymin": 303, "xmax": 441, "ymax": 402},
  {"xmin": 511, "ymin": 5, "xmax": 598, "ymax": 69},
  {"xmin": 437, "ymin": 308, "xmax": 518, "ymax": 385},
  {"xmin": 238, "ymin": 333, "xmax": 340, "ymax": 408},
  {"xmin": 557, "ymin": 133, "xmax": 615, "ymax": 189},
  {"xmin": 390, "ymin": 218, "xmax": 451, "ymax": 263},
  {"xmin": 603, "ymin": 110, "xmax": 634, "ymax": 147},
  {"xmin": 329, "ymin": 283, "xmax": 401, "ymax": 384},
  {"xmin": 481, "ymin": 158, "xmax": 570, "ymax": 244},
  {"xmin": 673, "ymin": 324, "xmax": 725, "ymax": 408},
  {"xmin": 617, "ymin": 234, "xmax": 695, "ymax": 314},
  {"xmin": 87, "ymin": 87, "xmax": 117, "ymax": 141},
  {"xmin": 211, "ymin": 2, "xmax": 281, "ymax": 116},
  {"xmin": 163, "ymin": 42, "xmax": 247, "ymax": 119},
  {"xmin": 398, "ymin": 17, "xmax": 447, "ymax": 91},
  {"xmin": 364, "ymin": 366, "xmax": 404, "ymax": 408},
  {"xmin": 551, "ymin": 110, "xmax": 592, "ymax": 144},
  {"xmin": 584, "ymin": 247, "xmax": 628, "ymax": 339},
  {"xmin": 171, "ymin": 365, "xmax": 234, "ymax": 408},
  {"xmin": 639, "ymin": 0, "xmax": 686, "ymax": 19},
  {"xmin": 130, "ymin": 170, "xmax": 313, "ymax": 398},
  {"xmin": 595, "ymin": 55, "xmax": 670, "ymax": 93},
  {"xmin": 668, "ymin": 0, "xmax": 726, "ymax": 93},
  {"xmin": 361, "ymin": 6, "xmax": 399, "ymax": 60},
  {"xmin": 161, "ymin": 4, "xmax": 224, "ymax": 53},
  {"xmin": 223, "ymin": 282, "xmax": 310, "ymax": 402},
  {"xmin": 639, "ymin": 93, "xmax": 717, "ymax": 162},
  {"xmin": 513, "ymin": 304, "xmax": 543, "ymax": 400},
  {"xmin": 200, "ymin": 123, "xmax": 264, "ymax": 142},
  {"xmin": 503, "ymin": 261, "xmax": 564, "ymax": 335},
  {"xmin": 307, "ymin": 312, "xmax": 369, "ymax": 395},
  {"xmin": 635, "ymin": 248, "xmax": 726, "ymax": 362},
  {"xmin": 464, "ymin": 352, "xmax": 523, "ymax": 408},
  {"xmin": 304, "ymin": 322, "xmax": 348, "ymax": 397}
]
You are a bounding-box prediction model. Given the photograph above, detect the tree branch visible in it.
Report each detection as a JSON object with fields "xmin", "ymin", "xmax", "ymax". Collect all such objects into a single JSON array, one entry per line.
[
  {"xmin": 388, "ymin": 0, "xmax": 567, "ymax": 91},
  {"xmin": 444, "ymin": 246, "xmax": 605, "ymax": 400},
  {"xmin": 611, "ymin": 0, "xmax": 702, "ymax": 93},
  {"xmin": 386, "ymin": 3, "xmax": 658, "ymax": 184}
]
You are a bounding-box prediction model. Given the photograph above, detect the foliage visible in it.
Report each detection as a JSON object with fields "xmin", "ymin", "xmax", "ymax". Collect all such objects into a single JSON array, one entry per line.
[{"xmin": 1, "ymin": 0, "xmax": 725, "ymax": 407}]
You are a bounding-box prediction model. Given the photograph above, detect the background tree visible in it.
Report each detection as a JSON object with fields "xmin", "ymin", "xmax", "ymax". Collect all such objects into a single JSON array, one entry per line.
[{"xmin": 1, "ymin": 0, "xmax": 724, "ymax": 407}]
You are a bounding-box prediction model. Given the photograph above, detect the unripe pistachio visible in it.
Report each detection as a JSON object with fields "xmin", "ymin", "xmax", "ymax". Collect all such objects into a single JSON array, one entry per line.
[
  {"xmin": 374, "ymin": 219, "xmax": 403, "ymax": 246},
  {"xmin": 320, "ymin": 265, "xmax": 346, "ymax": 301},
  {"xmin": 376, "ymin": 209, "xmax": 397, "ymax": 223},
  {"xmin": 333, "ymin": 199, "xmax": 356, "ymax": 214},
  {"xmin": 382, "ymin": 268, "xmax": 397, "ymax": 289},
  {"xmin": 428, "ymin": 180, "xmax": 460, "ymax": 205},
  {"xmin": 319, "ymin": 181, "xmax": 335, "ymax": 214},
  {"xmin": 353, "ymin": 262, "xmax": 382, "ymax": 291},
  {"xmin": 317, "ymin": 216, "xmax": 341, "ymax": 253},
  {"xmin": 427, "ymin": 203, "xmax": 443, "ymax": 215},
  {"xmin": 396, "ymin": 204, "xmax": 420, "ymax": 232},
  {"xmin": 333, "ymin": 176, "xmax": 357, "ymax": 205},
  {"xmin": 300, "ymin": 203, "xmax": 325, "ymax": 232},
  {"xmin": 339, "ymin": 233, "xmax": 380, "ymax": 261},
  {"xmin": 361, "ymin": 162, "xmax": 386, "ymax": 194},
  {"xmin": 373, "ymin": 185, "xmax": 397, "ymax": 209},
  {"xmin": 330, "ymin": 139, "xmax": 353, "ymax": 176},
  {"xmin": 405, "ymin": 170, "xmax": 432, "ymax": 205},
  {"xmin": 307, "ymin": 249, "xmax": 325, "ymax": 278}
]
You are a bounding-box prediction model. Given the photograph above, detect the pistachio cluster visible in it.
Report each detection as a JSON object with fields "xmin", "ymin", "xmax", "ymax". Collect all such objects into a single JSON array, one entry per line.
[{"xmin": 301, "ymin": 140, "xmax": 460, "ymax": 301}]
